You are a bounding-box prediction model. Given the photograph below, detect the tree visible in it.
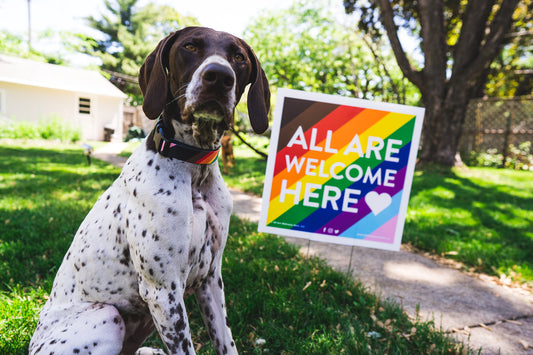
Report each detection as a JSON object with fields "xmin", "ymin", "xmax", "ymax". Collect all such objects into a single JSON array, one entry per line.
[
  {"xmin": 0, "ymin": 30, "xmax": 68, "ymax": 65},
  {"xmin": 244, "ymin": 0, "xmax": 418, "ymax": 105},
  {"xmin": 78, "ymin": 0, "xmax": 199, "ymax": 102},
  {"xmin": 343, "ymin": 0, "xmax": 531, "ymax": 166}
]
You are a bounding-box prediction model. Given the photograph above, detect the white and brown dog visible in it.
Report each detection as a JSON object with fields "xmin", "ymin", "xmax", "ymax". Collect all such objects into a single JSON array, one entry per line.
[{"xmin": 30, "ymin": 26, "xmax": 270, "ymax": 355}]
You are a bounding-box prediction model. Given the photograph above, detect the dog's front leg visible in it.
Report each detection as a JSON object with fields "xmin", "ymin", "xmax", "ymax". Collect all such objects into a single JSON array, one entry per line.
[
  {"xmin": 134, "ymin": 261, "xmax": 195, "ymax": 355},
  {"xmin": 195, "ymin": 264, "xmax": 238, "ymax": 355},
  {"xmin": 127, "ymin": 224, "xmax": 196, "ymax": 354}
]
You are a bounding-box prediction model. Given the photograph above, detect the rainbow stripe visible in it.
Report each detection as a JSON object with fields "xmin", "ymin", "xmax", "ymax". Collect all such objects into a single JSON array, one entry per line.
[{"xmin": 260, "ymin": 89, "xmax": 424, "ymax": 250}]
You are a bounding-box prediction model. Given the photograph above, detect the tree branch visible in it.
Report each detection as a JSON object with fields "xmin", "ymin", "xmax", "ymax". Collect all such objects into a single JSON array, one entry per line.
[
  {"xmin": 452, "ymin": 0, "xmax": 495, "ymax": 76},
  {"xmin": 361, "ymin": 35, "xmax": 402, "ymax": 102},
  {"xmin": 377, "ymin": 0, "xmax": 423, "ymax": 88},
  {"xmin": 231, "ymin": 128, "xmax": 268, "ymax": 160},
  {"xmin": 417, "ymin": 0, "xmax": 447, "ymax": 89},
  {"xmin": 451, "ymin": 0, "xmax": 520, "ymax": 87}
]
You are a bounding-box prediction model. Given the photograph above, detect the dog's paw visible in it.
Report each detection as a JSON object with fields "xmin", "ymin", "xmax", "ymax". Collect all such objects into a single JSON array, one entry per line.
[{"xmin": 135, "ymin": 347, "xmax": 166, "ymax": 355}]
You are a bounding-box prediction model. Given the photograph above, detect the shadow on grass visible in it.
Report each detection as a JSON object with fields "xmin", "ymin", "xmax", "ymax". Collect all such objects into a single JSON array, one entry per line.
[
  {"xmin": 0, "ymin": 145, "xmax": 120, "ymax": 289},
  {"xmin": 405, "ymin": 165, "xmax": 533, "ymax": 284}
]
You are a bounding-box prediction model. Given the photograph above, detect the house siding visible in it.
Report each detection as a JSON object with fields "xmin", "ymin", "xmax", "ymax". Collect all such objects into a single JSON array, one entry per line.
[{"xmin": 0, "ymin": 81, "xmax": 124, "ymax": 141}]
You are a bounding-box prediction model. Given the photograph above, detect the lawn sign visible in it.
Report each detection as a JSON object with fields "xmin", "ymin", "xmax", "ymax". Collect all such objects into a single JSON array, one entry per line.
[{"xmin": 259, "ymin": 89, "xmax": 425, "ymax": 251}]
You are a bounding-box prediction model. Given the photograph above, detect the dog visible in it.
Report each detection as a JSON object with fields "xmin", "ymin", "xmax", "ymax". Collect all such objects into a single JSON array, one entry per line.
[
  {"xmin": 220, "ymin": 132, "xmax": 235, "ymax": 174},
  {"xmin": 30, "ymin": 26, "xmax": 270, "ymax": 355}
]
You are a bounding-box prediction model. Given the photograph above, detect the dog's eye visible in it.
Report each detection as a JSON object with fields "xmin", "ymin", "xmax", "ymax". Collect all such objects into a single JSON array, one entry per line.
[
  {"xmin": 184, "ymin": 43, "xmax": 197, "ymax": 52},
  {"xmin": 234, "ymin": 53, "xmax": 245, "ymax": 62}
]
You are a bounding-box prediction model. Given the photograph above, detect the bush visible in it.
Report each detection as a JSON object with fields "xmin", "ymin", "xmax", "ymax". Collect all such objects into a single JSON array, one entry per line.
[
  {"xmin": 465, "ymin": 141, "xmax": 533, "ymax": 170},
  {"xmin": 505, "ymin": 141, "xmax": 532, "ymax": 170},
  {"xmin": 0, "ymin": 116, "xmax": 81, "ymax": 143},
  {"xmin": 465, "ymin": 148, "xmax": 503, "ymax": 168}
]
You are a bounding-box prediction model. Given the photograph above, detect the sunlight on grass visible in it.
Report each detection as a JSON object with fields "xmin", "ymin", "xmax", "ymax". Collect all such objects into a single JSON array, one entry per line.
[
  {"xmin": 0, "ymin": 287, "xmax": 47, "ymax": 355},
  {"xmin": 406, "ymin": 166, "xmax": 533, "ymax": 285}
]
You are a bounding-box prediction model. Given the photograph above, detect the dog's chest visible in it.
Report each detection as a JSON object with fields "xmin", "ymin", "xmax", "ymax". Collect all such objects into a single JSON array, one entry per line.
[{"xmin": 123, "ymin": 147, "xmax": 233, "ymax": 294}]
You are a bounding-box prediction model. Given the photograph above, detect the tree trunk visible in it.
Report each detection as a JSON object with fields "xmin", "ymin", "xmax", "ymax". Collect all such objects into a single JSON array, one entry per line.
[{"xmin": 418, "ymin": 94, "xmax": 469, "ymax": 166}]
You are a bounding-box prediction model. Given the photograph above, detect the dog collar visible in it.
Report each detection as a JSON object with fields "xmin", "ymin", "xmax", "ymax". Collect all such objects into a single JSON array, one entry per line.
[{"xmin": 153, "ymin": 119, "xmax": 220, "ymax": 165}]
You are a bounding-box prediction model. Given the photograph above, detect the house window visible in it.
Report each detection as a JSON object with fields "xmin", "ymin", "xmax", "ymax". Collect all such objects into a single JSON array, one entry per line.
[{"xmin": 78, "ymin": 97, "xmax": 91, "ymax": 115}]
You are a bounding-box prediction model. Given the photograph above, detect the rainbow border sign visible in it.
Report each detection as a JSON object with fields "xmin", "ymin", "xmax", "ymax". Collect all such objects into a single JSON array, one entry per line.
[{"xmin": 258, "ymin": 89, "xmax": 425, "ymax": 251}]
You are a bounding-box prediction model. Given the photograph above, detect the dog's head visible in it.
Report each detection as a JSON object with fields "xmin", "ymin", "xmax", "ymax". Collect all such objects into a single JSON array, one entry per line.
[{"xmin": 139, "ymin": 27, "xmax": 270, "ymax": 138}]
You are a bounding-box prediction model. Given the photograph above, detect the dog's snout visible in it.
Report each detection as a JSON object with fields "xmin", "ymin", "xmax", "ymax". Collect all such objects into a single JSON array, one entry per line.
[{"xmin": 202, "ymin": 63, "xmax": 235, "ymax": 90}]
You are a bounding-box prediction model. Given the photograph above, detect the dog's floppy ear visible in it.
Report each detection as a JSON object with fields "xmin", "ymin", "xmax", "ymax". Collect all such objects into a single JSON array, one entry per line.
[
  {"xmin": 139, "ymin": 31, "xmax": 181, "ymax": 120},
  {"xmin": 243, "ymin": 43, "xmax": 270, "ymax": 134}
]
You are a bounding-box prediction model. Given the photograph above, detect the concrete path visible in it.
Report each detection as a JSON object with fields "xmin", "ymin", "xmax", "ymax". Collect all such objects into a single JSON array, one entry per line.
[{"xmin": 94, "ymin": 143, "xmax": 533, "ymax": 354}]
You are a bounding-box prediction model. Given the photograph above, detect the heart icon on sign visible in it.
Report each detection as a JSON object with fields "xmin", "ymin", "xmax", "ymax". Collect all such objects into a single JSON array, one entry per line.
[{"xmin": 365, "ymin": 191, "xmax": 392, "ymax": 215}]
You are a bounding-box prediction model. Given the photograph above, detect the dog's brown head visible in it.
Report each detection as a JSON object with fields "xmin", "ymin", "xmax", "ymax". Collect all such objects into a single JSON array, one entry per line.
[{"xmin": 139, "ymin": 27, "xmax": 270, "ymax": 142}]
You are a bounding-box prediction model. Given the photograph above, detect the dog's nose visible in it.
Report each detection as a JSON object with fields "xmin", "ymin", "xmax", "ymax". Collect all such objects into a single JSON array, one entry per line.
[{"xmin": 201, "ymin": 63, "xmax": 235, "ymax": 90}]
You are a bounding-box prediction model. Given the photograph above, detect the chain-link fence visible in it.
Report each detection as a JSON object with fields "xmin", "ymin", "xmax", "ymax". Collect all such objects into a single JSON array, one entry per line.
[{"xmin": 459, "ymin": 96, "xmax": 533, "ymax": 164}]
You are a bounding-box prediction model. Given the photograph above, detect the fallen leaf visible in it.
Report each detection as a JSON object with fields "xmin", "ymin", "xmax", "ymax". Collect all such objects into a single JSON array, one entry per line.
[
  {"xmin": 302, "ymin": 281, "xmax": 311, "ymax": 291},
  {"xmin": 518, "ymin": 339, "xmax": 529, "ymax": 350},
  {"xmin": 505, "ymin": 319, "xmax": 522, "ymax": 325},
  {"xmin": 479, "ymin": 323, "xmax": 493, "ymax": 331}
]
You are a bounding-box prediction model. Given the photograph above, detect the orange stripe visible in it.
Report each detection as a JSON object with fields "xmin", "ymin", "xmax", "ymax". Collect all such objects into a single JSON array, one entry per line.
[{"xmin": 196, "ymin": 149, "xmax": 220, "ymax": 164}]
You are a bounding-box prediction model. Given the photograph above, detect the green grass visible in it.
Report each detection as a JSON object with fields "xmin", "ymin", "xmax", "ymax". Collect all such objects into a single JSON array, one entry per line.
[
  {"xmin": 0, "ymin": 140, "xmax": 471, "ymax": 354},
  {"xmin": 0, "ymin": 144, "xmax": 120, "ymax": 289},
  {"xmin": 219, "ymin": 135, "xmax": 269, "ymax": 196},
  {"xmin": 405, "ymin": 165, "xmax": 533, "ymax": 287}
]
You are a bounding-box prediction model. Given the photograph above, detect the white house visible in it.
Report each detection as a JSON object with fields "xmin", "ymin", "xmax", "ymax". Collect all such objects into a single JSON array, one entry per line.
[{"xmin": 0, "ymin": 54, "xmax": 127, "ymax": 141}]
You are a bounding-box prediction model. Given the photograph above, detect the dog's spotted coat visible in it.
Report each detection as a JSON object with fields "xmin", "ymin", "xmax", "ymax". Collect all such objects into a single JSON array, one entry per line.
[{"xmin": 30, "ymin": 27, "xmax": 270, "ymax": 355}]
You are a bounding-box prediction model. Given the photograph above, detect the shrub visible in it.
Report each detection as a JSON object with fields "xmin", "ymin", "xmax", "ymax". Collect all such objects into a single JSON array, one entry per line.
[
  {"xmin": 465, "ymin": 148, "xmax": 503, "ymax": 168},
  {"xmin": 465, "ymin": 141, "xmax": 533, "ymax": 170},
  {"xmin": 505, "ymin": 141, "xmax": 532, "ymax": 170},
  {"xmin": 0, "ymin": 116, "xmax": 81, "ymax": 143}
]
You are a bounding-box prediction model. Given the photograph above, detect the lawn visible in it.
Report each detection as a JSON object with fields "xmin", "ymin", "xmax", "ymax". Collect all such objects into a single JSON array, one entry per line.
[
  {"xmin": 0, "ymin": 140, "xmax": 472, "ymax": 354},
  {"xmin": 405, "ymin": 165, "xmax": 533, "ymax": 288}
]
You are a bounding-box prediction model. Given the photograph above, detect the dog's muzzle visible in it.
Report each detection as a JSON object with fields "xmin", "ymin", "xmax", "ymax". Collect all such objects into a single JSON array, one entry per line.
[{"xmin": 183, "ymin": 56, "xmax": 237, "ymax": 126}]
